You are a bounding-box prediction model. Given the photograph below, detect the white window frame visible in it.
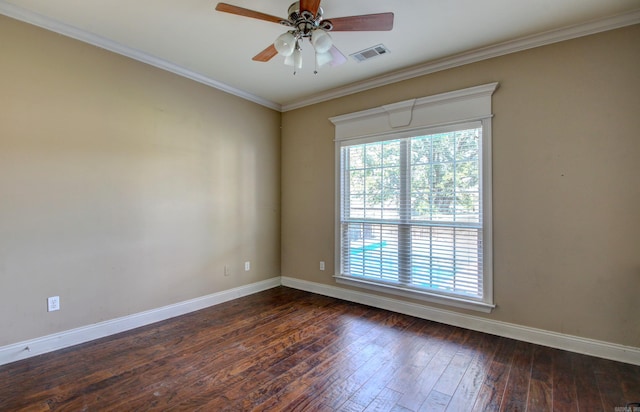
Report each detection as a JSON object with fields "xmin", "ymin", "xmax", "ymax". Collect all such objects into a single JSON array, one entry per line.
[{"xmin": 330, "ymin": 83, "xmax": 498, "ymax": 313}]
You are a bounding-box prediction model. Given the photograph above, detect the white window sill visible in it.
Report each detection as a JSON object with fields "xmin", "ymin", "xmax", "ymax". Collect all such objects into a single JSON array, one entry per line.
[{"xmin": 334, "ymin": 275, "xmax": 495, "ymax": 313}]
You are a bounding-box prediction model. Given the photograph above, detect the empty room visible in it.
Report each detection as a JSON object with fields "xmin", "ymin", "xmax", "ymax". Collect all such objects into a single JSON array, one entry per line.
[{"xmin": 1, "ymin": 0, "xmax": 639, "ymax": 410}]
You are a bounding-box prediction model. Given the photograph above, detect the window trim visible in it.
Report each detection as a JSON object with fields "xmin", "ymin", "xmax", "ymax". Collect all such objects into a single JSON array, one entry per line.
[{"xmin": 330, "ymin": 83, "xmax": 498, "ymax": 313}]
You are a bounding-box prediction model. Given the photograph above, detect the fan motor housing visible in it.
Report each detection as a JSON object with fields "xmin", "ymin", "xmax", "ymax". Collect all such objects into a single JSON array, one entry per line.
[{"xmin": 287, "ymin": 1, "xmax": 324, "ymax": 35}]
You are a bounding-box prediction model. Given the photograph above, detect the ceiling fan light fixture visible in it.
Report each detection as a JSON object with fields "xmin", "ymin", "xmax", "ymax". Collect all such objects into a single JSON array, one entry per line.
[
  {"xmin": 274, "ymin": 32, "xmax": 296, "ymax": 56},
  {"xmin": 284, "ymin": 46, "xmax": 303, "ymax": 71},
  {"xmin": 215, "ymin": 1, "xmax": 395, "ymax": 73},
  {"xmin": 315, "ymin": 50, "xmax": 333, "ymax": 67},
  {"xmin": 328, "ymin": 46, "xmax": 347, "ymax": 67},
  {"xmin": 293, "ymin": 47, "xmax": 303, "ymax": 70},
  {"xmin": 284, "ymin": 53, "xmax": 294, "ymax": 66},
  {"xmin": 311, "ymin": 29, "xmax": 332, "ymax": 53}
]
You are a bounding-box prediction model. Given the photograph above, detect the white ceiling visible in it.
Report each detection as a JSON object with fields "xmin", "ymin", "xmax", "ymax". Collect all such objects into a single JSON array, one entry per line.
[{"xmin": 1, "ymin": 0, "xmax": 639, "ymax": 111}]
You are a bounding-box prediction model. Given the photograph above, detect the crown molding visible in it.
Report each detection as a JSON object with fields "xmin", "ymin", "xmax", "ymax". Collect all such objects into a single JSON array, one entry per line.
[
  {"xmin": 281, "ymin": 8, "xmax": 640, "ymax": 112},
  {"xmin": 1, "ymin": 1, "xmax": 638, "ymax": 113},
  {"xmin": 0, "ymin": 1, "xmax": 282, "ymax": 112}
]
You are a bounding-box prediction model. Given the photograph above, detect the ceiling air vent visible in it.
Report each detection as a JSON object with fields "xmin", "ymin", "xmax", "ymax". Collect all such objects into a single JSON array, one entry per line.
[{"xmin": 350, "ymin": 44, "xmax": 390, "ymax": 62}]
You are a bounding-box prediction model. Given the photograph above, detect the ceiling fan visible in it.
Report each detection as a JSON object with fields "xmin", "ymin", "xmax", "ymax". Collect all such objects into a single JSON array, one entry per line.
[{"xmin": 215, "ymin": 1, "xmax": 394, "ymax": 73}]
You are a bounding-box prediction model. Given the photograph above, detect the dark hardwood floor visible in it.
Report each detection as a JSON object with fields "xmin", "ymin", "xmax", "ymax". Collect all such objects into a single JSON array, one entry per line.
[{"xmin": 1, "ymin": 287, "xmax": 639, "ymax": 411}]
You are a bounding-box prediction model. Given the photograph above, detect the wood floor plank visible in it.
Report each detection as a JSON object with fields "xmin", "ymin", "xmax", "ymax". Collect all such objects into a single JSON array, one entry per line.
[
  {"xmin": 385, "ymin": 321, "xmax": 449, "ymax": 394},
  {"xmin": 209, "ymin": 310, "xmax": 393, "ymax": 410},
  {"xmin": 470, "ymin": 337, "xmax": 516, "ymax": 411},
  {"xmin": 593, "ymin": 357, "xmax": 629, "ymax": 410},
  {"xmin": 242, "ymin": 312, "xmax": 419, "ymax": 411},
  {"xmin": 395, "ymin": 325, "xmax": 463, "ymax": 410},
  {"xmin": 419, "ymin": 389, "xmax": 451, "ymax": 412},
  {"xmin": 1, "ymin": 286, "xmax": 638, "ymax": 412},
  {"xmin": 325, "ymin": 318, "xmax": 437, "ymax": 411},
  {"xmin": 619, "ymin": 362, "xmax": 640, "ymax": 406},
  {"xmin": 363, "ymin": 387, "xmax": 403, "ymax": 412},
  {"xmin": 446, "ymin": 332, "xmax": 500, "ymax": 411},
  {"xmin": 526, "ymin": 345, "xmax": 553, "ymax": 412},
  {"xmin": 551, "ymin": 347, "xmax": 578, "ymax": 412},
  {"xmin": 227, "ymin": 308, "xmax": 389, "ymax": 407},
  {"xmin": 498, "ymin": 339, "xmax": 533, "ymax": 411},
  {"xmin": 71, "ymin": 292, "xmax": 342, "ymax": 411},
  {"xmin": 432, "ymin": 350, "xmax": 473, "ymax": 397},
  {"xmin": 178, "ymin": 300, "xmax": 377, "ymax": 410},
  {"xmin": 573, "ymin": 352, "xmax": 606, "ymax": 412},
  {"xmin": 128, "ymin": 296, "xmax": 357, "ymax": 410}
]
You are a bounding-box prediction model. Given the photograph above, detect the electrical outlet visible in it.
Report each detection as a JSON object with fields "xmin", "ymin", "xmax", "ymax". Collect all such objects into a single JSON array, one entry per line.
[
  {"xmin": 47, "ymin": 296, "xmax": 60, "ymax": 312},
  {"xmin": 320, "ymin": 261, "xmax": 325, "ymax": 271},
  {"xmin": 224, "ymin": 265, "xmax": 230, "ymax": 276},
  {"xmin": 244, "ymin": 261, "xmax": 250, "ymax": 271}
]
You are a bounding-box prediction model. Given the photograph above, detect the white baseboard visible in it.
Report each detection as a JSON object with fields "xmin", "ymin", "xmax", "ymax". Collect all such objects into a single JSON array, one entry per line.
[
  {"xmin": 3, "ymin": 276, "xmax": 638, "ymax": 367},
  {"xmin": 0, "ymin": 277, "xmax": 281, "ymax": 366},
  {"xmin": 281, "ymin": 276, "xmax": 640, "ymax": 366}
]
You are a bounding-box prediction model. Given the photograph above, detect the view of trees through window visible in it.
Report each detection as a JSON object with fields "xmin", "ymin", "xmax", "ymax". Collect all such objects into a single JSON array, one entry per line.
[{"xmin": 341, "ymin": 127, "xmax": 484, "ymax": 298}]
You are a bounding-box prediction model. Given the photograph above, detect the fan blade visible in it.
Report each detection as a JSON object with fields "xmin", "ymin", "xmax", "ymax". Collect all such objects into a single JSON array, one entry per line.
[
  {"xmin": 299, "ymin": 0, "xmax": 321, "ymax": 17},
  {"xmin": 325, "ymin": 12, "xmax": 394, "ymax": 31},
  {"xmin": 215, "ymin": 3, "xmax": 285, "ymax": 25},
  {"xmin": 252, "ymin": 44, "xmax": 278, "ymax": 62}
]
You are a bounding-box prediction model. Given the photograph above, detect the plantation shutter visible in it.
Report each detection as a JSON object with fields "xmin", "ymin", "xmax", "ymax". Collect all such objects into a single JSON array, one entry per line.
[
  {"xmin": 339, "ymin": 124, "xmax": 484, "ymax": 299},
  {"xmin": 331, "ymin": 83, "xmax": 497, "ymax": 312}
]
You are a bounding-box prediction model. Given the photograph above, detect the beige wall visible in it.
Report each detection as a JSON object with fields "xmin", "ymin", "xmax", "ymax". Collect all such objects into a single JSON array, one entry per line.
[
  {"xmin": 0, "ymin": 16, "xmax": 281, "ymax": 346},
  {"xmin": 282, "ymin": 25, "xmax": 640, "ymax": 347},
  {"xmin": 2, "ymin": 12, "xmax": 638, "ymax": 351}
]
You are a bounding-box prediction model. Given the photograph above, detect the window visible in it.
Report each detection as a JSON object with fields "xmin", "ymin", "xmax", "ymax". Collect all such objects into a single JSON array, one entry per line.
[{"xmin": 331, "ymin": 83, "xmax": 497, "ymax": 312}]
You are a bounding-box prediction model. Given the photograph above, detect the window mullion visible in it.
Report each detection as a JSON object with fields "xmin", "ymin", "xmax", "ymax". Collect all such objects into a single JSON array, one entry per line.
[
  {"xmin": 452, "ymin": 135, "xmax": 458, "ymax": 291},
  {"xmin": 341, "ymin": 148, "xmax": 351, "ymax": 275},
  {"xmin": 398, "ymin": 139, "xmax": 411, "ymax": 284}
]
